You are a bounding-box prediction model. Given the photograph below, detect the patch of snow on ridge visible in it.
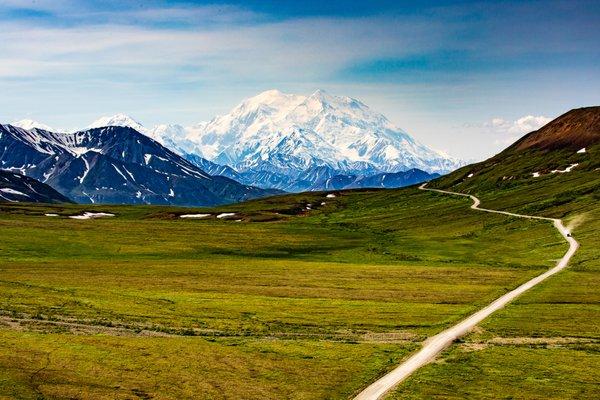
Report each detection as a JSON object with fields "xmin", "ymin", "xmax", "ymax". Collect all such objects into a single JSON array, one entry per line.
[
  {"xmin": 467, "ymin": 173, "xmax": 474, "ymax": 178},
  {"xmin": 69, "ymin": 212, "xmax": 114, "ymax": 220},
  {"xmin": 326, "ymin": 193, "xmax": 336, "ymax": 198},
  {"xmin": 532, "ymin": 172, "xmax": 540, "ymax": 178},
  {"xmin": 577, "ymin": 148, "xmax": 586, "ymax": 154},
  {"xmin": 180, "ymin": 214, "xmax": 211, "ymax": 219},
  {"xmin": 0, "ymin": 188, "xmax": 28, "ymax": 196},
  {"xmin": 216, "ymin": 213, "xmax": 236, "ymax": 219},
  {"xmin": 551, "ymin": 163, "xmax": 579, "ymax": 174},
  {"xmin": 71, "ymin": 147, "xmax": 103, "ymax": 157},
  {"xmin": 45, "ymin": 213, "xmax": 59, "ymax": 217}
]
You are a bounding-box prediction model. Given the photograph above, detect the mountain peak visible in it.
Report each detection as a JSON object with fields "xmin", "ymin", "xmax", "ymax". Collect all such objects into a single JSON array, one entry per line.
[
  {"xmin": 12, "ymin": 119, "xmax": 54, "ymax": 132},
  {"xmin": 88, "ymin": 113, "xmax": 146, "ymax": 133},
  {"xmin": 241, "ymin": 90, "xmax": 305, "ymax": 110}
]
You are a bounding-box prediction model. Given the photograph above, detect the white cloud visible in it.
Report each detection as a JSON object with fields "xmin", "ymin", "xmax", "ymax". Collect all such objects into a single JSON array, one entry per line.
[
  {"xmin": 0, "ymin": 11, "xmax": 448, "ymax": 82},
  {"xmin": 486, "ymin": 115, "xmax": 552, "ymax": 145}
]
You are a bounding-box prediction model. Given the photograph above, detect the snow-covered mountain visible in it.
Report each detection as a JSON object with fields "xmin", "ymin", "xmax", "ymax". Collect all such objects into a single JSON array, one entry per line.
[
  {"xmin": 149, "ymin": 89, "xmax": 462, "ymax": 176},
  {"xmin": 89, "ymin": 90, "xmax": 461, "ymax": 179},
  {"xmin": 11, "ymin": 90, "xmax": 461, "ymax": 192}
]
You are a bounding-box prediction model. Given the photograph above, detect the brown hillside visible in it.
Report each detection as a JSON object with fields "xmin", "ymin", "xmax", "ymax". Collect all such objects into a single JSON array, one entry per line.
[{"xmin": 509, "ymin": 106, "xmax": 600, "ymax": 152}]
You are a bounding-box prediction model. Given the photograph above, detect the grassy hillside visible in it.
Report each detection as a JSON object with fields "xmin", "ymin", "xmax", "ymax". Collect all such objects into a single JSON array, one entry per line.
[{"xmin": 0, "ymin": 185, "xmax": 569, "ymax": 399}]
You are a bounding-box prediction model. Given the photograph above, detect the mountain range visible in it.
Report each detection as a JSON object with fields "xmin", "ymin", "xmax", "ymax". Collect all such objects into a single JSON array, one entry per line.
[
  {"xmin": 2, "ymin": 89, "xmax": 463, "ymax": 204},
  {"xmin": 72, "ymin": 90, "xmax": 461, "ymax": 191}
]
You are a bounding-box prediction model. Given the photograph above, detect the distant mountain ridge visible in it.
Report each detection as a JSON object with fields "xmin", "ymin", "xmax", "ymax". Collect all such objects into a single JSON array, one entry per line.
[{"xmin": 0, "ymin": 124, "xmax": 277, "ymax": 206}]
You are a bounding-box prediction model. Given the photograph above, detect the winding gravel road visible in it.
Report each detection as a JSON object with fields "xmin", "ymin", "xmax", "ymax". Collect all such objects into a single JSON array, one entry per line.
[{"xmin": 354, "ymin": 183, "xmax": 579, "ymax": 400}]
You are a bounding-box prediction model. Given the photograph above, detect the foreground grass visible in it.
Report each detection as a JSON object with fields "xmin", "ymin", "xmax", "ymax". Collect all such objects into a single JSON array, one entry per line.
[
  {"xmin": 0, "ymin": 330, "xmax": 418, "ymax": 400},
  {"xmin": 0, "ymin": 186, "xmax": 570, "ymax": 399},
  {"xmin": 390, "ymin": 343, "xmax": 600, "ymax": 400}
]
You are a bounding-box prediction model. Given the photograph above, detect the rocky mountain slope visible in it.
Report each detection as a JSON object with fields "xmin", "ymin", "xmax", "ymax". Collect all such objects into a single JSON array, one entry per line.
[
  {"xmin": 0, "ymin": 170, "xmax": 71, "ymax": 203},
  {"xmin": 0, "ymin": 124, "xmax": 277, "ymax": 206}
]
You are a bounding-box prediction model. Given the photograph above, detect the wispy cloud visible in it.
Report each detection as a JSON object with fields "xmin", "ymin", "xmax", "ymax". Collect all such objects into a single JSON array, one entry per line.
[
  {"xmin": 0, "ymin": 14, "xmax": 450, "ymax": 83},
  {"xmin": 486, "ymin": 115, "xmax": 552, "ymax": 145}
]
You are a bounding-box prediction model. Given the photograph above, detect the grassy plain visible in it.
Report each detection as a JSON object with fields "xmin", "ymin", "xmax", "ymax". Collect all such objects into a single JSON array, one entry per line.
[{"xmin": 0, "ymin": 185, "xmax": 569, "ymax": 399}]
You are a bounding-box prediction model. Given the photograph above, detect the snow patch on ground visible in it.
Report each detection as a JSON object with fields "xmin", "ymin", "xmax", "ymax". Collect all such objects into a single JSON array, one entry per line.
[
  {"xmin": 532, "ymin": 172, "xmax": 540, "ymax": 178},
  {"xmin": 577, "ymin": 148, "xmax": 586, "ymax": 154},
  {"xmin": 551, "ymin": 163, "xmax": 579, "ymax": 174},
  {"xmin": 45, "ymin": 213, "xmax": 59, "ymax": 217},
  {"xmin": 69, "ymin": 212, "xmax": 114, "ymax": 220},
  {"xmin": 467, "ymin": 173, "xmax": 474, "ymax": 178},
  {"xmin": 326, "ymin": 193, "xmax": 336, "ymax": 198},
  {"xmin": 180, "ymin": 214, "xmax": 211, "ymax": 219},
  {"xmin": 216, "ymin": 213, "xmax": 236, "ymax": 219}
]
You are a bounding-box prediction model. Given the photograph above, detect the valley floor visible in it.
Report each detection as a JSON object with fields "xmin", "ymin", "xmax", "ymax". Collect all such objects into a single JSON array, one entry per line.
[{"xmin": 0, "ymin": 182, "xmax": 598, "ymax": 399}]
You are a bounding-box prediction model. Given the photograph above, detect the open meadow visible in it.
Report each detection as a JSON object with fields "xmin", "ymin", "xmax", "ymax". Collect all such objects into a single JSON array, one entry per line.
[{"xmin": 0, "ymin": 186, "xmax": 573, "ymax": 399}]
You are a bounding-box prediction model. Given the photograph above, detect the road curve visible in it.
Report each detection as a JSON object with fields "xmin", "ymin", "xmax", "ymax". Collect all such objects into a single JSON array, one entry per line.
[{"xmin": 353, "ymin": 183, "xmax": 579, "ymax": 400}]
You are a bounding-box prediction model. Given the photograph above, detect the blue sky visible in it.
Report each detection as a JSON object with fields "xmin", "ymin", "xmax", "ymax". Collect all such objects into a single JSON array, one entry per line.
[{"xmin": 0, "ymin": 0, "xmax": 598, "ymax": 159}]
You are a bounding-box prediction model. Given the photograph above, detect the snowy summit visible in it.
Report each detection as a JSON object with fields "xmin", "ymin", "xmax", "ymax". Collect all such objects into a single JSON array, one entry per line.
[
  {"xmin": 87, "ymin": 114, "xmax": 147, "ymax": 134},
  {"xmin": 12, "ymin": 119, "xmax": 55, "ymax": 132},
  {"xmin": 152, "ymin": 89, "xmax": 463, "ymax": 174}
]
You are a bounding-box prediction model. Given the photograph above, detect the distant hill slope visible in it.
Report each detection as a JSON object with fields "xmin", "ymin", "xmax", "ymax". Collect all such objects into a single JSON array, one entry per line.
[
  {"xmin": 431, "ymin": 107, "xmax": 600, "ymax": 194},
  {"xmin": 0, "ymin": 170, "xmax": 71, "ymax": 203},
  {"xmin": 511, "ymin": 106, "xmax": 600, "ymax": 152},
  {"xmin": 0, "ymin": 124, "xmax": 278, "ymax": 206},
  {"xmin": 308, "ymin": 168, "xmax": 438, "ymax": 191}
]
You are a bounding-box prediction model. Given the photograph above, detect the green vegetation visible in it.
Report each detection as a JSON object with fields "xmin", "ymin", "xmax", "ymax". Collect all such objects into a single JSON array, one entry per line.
[{"xmin": 0, "ymin": 184, "xmax": 572, "ymax": 399}]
